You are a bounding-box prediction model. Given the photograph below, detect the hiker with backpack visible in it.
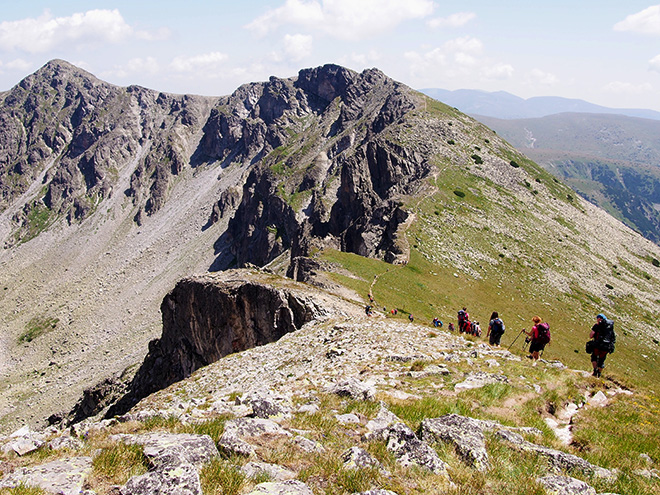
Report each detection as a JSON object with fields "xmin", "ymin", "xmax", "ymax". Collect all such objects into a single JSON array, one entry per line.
[
  {"xmin": 589, "ymin": 313, "xmax": 616, "ymax": 377},
  {"xmin": 486, "ymin": 311, "xmax": 505, "ymax": 347},
  {"xmin": 524, "ymin": 316, "xmax": 550, "ymax": 366},
  {"xmin": 457, "ymin": 307, "xmax": 470, "ymax": 333}
]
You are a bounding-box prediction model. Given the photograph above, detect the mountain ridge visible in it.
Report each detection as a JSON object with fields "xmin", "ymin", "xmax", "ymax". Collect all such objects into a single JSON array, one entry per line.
[
  {"xmin": 0, "ymin": 59, "xmax": 658, "ymax": 442},
  {"xmin": 419, "ymin": 88, "xmax": 660, "ymax": 121}
]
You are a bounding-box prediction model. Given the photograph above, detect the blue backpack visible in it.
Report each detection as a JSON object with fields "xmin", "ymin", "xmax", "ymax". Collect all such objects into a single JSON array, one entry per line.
[{"xmin": 491, "ymin": 318, "xmax": 505, "ymax": 334}]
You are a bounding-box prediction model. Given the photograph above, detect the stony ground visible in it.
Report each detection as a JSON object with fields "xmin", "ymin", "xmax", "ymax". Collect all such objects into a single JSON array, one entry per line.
[{"xmin": 3, "ymin": 295, "xmax": 653, "ymax": 494}]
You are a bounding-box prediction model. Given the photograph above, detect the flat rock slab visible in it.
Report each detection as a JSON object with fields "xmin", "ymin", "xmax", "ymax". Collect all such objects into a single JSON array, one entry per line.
[
  {"xmin": 110, "ymin": 432, "xmax": 218, "ymax": 467},
  {"xmin": 536, "ymin": 474, "xmax": 597, "ymax": 495},
  {"xmin": 420, "ymin": 414, "xmax": 489, "ymax": 471},
  {"xmin": 120, "ymin": 461, "xmax": 201, "ymax": 495},
  {"xmin": 220, "ymin": 417, "xmax": 292, "ymax": 457},
  {"xmin": 497, "ymin": 430, "xmax": 614, "ymax": 479},
  {"xmin": 246, "ymin": 479, "xmax": 314, "ymax": 494},
  {"xmin": 382, "ymin": 423, "xmax": 451, "ymax": 478},
  {"xmin": 242, "ymin": 461, "xmax": 297, "ymax": 481},
  {"xmin": 454, "ymin": 371, "xmax": 508, "ymax": 391},
  {"xmin": 0, "ymin": 456, "xmax": 92, "ymax": 495}
]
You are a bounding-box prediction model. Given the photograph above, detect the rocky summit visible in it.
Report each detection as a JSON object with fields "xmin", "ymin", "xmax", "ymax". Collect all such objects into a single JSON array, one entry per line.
[{"xmin": 0, "ymin": 60, "xmax": 659, "ymax": 494}]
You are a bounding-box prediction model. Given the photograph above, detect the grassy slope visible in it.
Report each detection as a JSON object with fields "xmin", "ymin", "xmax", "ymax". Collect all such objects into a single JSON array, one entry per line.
[{"xmin": 320, "ymin": 96, "xmax": 660, "ymax": 391}]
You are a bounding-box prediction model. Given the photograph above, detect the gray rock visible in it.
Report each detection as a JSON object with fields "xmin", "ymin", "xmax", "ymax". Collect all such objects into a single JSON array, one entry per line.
[
  {"xmin": 381, "ymin": 423, "xmax": 450, "ymax": 477},
  {"xmin": 454, "ymin": 371, "xmax": 508, "ymax": 391},
  {"xmin": 294, "ymin": 435, "xmax": 326, "ymax": 453},
  {"xmin": 219, "ymin": 418, "xmax": 292, "ymax": 457},
  {"xmin": 335, "ymin": 413, "xmax": 360, "ymax": 424},
  {"xmin": 634, "ymin": 468, "xmax": 660, "ymax": 479},
  {"xmin": 329, "ymin": 377, "xmax": 376, "ymax": 401},
  {"xmin": 1, "ymin": 425, "xmax": 45, "ymax": 456},
  {"xmin": 246, "ymin": 479, "xmax": 314, "ymax": 495},
  {"xmin": 0, "ymin": 456, "xmax": 92, "ymax": 495},
  {"xmin": 363, "ymin": 403, "xmax": 401, "ymax": 439},
  {"xmin": 121, "ymin": 461, "xmax": 201, "ymax": 495},
  {"xmin": 536, "ymin": 474, "xmax": 597, "ymax": 495},
  {"xmin": 497, "ymin": 430, "xmax": 614, "ymax": 479},
  {"xmin": 354, "ymin": 491, "xmax": 399, "ymax": 495},
  {"xmin": 1, "ymin": 435, "xmax": 44, "ymax": 456},
  {"xmin": 420, "ymin": 414, "xmax": 489, "ymax": 471},
  {"xmin": 251, "ymin": 397, "xmax": 291, "ymax": 419},
  {"xmin": 48, "ymin": 434, "xmax": 84, "ymax": 451},
  {"xmin": 297, "ymin": 404, "xmax": 320, "ymax": 414},
  {"xmin": 241, "ymin": 390, "xmax": 293, "ymax": 419},
  {"xmin": 341, "ymin": 446, "xmax": 381, "ymax": 470},
  {"xmin": 111, "ymin": 432, "xmax": 218, "ymax": 468},
  {"xmin": 241, "ymin": 461, "xmax": 297, "ymax": 481}
]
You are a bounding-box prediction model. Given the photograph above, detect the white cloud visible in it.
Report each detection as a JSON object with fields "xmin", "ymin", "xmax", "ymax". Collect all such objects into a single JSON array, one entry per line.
[
  {"xmin": 283, "ymin": 34, "xmax": 313, "ymax": 61},
  {"xmin": 170, "ymin": 52, "xmax": 229, "ymax": 73},
  {"xmin": 427, "ymin": 12, "xmax": 476, "ymax": 29},
  {"xmin": 650, "ymin": 54, "xmax": 660, "ymax": 72},
  {"xmin": 246, "ymin": 0, "xmax": 434, "ymax": 41},
  {"xmin": 602, "ymin": 80, "xmax": 653, "ymax": 94},
  {"xmin": 126, "ymin": 57, "xmax": 160, "ymax": 75},
  {"xmin": 525, "ymin": 68, "xmax": 559, "ymax": 86},
  {"xmin": 2, "ymin": 58, "xmax": 31, "ymax": 71},
  {"xmin": 404, "ymin": 36, "xmax": 489, "ymax": 83},
  {"xmin": 614, "ymin": 5, "xmax": 660, "ymax": 35},
  {"xmin": 0, "ymin": 9, "xmax": 168, "ymax": 53},
  {"xmin": 103, "ymin": 57, "xmax": 160, "ymax": 79},
  {"xmin": 338, "ymin": 50, "xmax": 383, "ymax": 69},
  {"xmin": 481, "ymin": 63, "xmax": 514, "ymax": 80}
]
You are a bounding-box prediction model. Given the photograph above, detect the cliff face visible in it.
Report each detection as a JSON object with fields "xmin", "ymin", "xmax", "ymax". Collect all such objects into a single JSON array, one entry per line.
[
  {"xmin": 216, "ymin": 65, "xmax": 427, "ymax": 268},
  {"xmin": 91, "ymin": 271, "xmax": 334, "ymax": 418}
]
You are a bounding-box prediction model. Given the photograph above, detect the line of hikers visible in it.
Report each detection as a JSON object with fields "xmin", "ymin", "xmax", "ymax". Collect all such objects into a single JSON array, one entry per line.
[
  {"xmin": 455, "ymin": 308, "xmax": 615, "ymax": 374},
  {"xmin": 365, "ymin": 296, "xmax": 615, "ymax": 377}
]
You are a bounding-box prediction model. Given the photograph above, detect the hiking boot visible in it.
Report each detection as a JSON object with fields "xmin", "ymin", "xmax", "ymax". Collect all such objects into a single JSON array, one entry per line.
[
  {"xmin": 592, "ymin": 370, "xmax": 599, "ymax": 377},
  {"xmin": 526, "ymin": 355, "xmax": 533, "ymax": 359}
]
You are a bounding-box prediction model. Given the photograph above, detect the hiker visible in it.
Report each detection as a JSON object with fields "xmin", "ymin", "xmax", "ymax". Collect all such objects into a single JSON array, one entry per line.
[
  {"xmin": 487, "ymin": 311, "xmax": 505, "ymax": 347},
  {"xmin": 524, "ymin": 316, "xmax": 550, "ymax": 366},
  {"xmin": 448, "ymin": 322, "xmax": 455, "ymax": 332},
  {"xmin": 365, "ymin": 305, "xmax": 373, "ymax": 316},
  {"xmin": 471, "ymin": 321, "xmax": 482, "ymax": 337},
  {"xmin": 589, "ymin": 313, "xmax": 616, "ymax": 377},
  {"xmin": 409, "ymin": 313, "xmax": 414, "ymax": 323},
  {"xmin": 457, "ymin": 307, "xmax": 470, "ymax": 333}
]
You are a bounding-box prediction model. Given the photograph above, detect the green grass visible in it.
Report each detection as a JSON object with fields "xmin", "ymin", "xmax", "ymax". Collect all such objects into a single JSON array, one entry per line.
[
  {"xmin": 89, "ymin": 442, "xmax": 149, "ymax": 490},
  {"xmin": 0, "ymin": 485, "xmax": 48, "ymax": 495},
  {"xmin": 200, "ymin": 458, "xmax": 246, "ymax": 495},
  {"xmin": 18, "ymin": 316, "xmax": 59, "ymax": 343}
]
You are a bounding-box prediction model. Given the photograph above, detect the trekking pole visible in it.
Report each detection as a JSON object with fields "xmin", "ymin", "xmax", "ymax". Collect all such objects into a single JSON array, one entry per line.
[{"xmin": 508, "ymin": 329, "xmax": 525, "ymax": 350}]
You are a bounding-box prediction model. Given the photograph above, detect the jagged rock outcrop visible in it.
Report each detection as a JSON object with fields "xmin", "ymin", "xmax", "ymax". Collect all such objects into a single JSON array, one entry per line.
[
  {"xmin": 201, "ymin": 64, "xmax": 428, "ymax": 269},
  {"xmin": 92, "ymin": 270, "xmax": 331, "ymax": 419}
]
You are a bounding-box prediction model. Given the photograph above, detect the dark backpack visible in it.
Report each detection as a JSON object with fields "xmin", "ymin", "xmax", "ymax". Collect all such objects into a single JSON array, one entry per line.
[
  {"xmin": 535, "ymin": 322, "xmax": 551, "ymax": 345},
  {"xmin": 597, "ymin": 320, "xmax": 616, "ymax": 353},
  {"xmin": 491, "ymin": 318, "xmax": 504, "ymax": 334},
  {"xmin": 458, "ymin": 310, "xmax": 466, "ymax": 322}
]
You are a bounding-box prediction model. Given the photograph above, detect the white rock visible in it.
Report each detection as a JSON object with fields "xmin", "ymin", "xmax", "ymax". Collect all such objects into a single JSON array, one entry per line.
[{"xmin": 587, "ymin": 391, "xmax": 608, "ymax": 407}]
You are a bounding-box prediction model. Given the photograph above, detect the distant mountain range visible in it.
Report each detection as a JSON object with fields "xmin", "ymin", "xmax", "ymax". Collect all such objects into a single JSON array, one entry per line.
[
  {"xmin": 420, "ymin": 88, "xmax": 660, "ymax": 244},
  {"xmin": 420, "ymin": 88, "xmax": 660, "ymax": 121}
]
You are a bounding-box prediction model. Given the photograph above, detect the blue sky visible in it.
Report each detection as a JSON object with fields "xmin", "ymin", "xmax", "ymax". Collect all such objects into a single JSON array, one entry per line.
[{"xmin": 1, "ymin": 1, "xmax": 659, "ymax": 111}]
